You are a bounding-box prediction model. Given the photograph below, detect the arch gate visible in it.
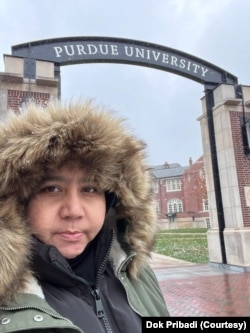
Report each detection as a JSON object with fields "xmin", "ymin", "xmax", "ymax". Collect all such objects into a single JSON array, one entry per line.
[{"xmin": 1, "ymin": 37, "xmax": 250, "ymax": 269}]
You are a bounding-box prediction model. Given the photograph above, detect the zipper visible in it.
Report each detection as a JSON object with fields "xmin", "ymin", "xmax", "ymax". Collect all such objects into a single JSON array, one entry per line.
[
  {"xmin": 94, "ymin": 229, "xmax": 114, "ymax": 286},
  {"xmin": 91, "ymin": 288, "xmax": 104, "ymax": 319},
  {"xmin": 91, "ymin": 232, "xmax": 114, "ymax": 333},
  {"xmin": 91, "ymin": 288, "xmax": 113, "ymax": 333}
]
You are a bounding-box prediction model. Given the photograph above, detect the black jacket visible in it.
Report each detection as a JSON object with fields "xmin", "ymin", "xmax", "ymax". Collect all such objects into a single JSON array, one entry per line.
[{"xmin": 32, "ymin": 227, "xmax": 141, "ymax": 333}]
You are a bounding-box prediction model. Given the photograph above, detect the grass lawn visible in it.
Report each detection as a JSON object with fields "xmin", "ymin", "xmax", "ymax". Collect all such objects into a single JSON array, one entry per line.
[{"xmin": 153, "ymin": 228, "xmax": 209, "ymax": 263}]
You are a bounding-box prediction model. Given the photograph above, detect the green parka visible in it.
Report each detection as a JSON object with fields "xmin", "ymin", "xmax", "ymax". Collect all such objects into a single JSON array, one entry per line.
[{"xmin": 0, "ymin": 100, "xmax": 169, "ymax": 333}]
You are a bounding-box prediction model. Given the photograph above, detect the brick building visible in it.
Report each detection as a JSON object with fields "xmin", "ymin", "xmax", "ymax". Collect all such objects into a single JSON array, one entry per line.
[{"xmin": 152, "ymin": 156, "xmax": 210, "ymax": 228}]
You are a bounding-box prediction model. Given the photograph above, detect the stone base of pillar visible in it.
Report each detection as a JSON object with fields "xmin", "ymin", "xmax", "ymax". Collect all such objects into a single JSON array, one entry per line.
[{"xmin": 207, "ymin": 228, "xmax": 250, "ymax": 269}]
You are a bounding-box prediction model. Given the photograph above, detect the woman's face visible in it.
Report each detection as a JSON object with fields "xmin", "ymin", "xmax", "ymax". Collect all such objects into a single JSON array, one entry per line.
[{"xmin": 27, "ymin": 162, "xmax": 106, "ymax": 259}]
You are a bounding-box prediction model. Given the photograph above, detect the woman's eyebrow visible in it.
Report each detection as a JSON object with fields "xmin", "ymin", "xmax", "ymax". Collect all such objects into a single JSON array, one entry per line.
[
  {"xmin": 40, "ymin": 175, "xmax": 94, "ymax": 183},
  {"xmin": 41, "ymin": 175, "xmax": 64, "ymax": 182}
]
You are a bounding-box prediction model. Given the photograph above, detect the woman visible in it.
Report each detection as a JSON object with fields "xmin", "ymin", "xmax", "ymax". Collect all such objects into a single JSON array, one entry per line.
[{"xmin": 0, "ymin": 100, "xmax": 169, "ymax": 333}]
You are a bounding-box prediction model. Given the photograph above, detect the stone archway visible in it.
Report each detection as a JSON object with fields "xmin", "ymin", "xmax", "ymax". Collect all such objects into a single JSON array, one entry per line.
[{"xmin": 1, "ymin": 37, "xmax": 250, "ymax": 269}]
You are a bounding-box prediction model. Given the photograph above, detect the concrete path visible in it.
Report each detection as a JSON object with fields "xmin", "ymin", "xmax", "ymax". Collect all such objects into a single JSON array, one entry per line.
[{"xmin": 149, "ymin": 252, "xmax": 195, "ymax": 268}]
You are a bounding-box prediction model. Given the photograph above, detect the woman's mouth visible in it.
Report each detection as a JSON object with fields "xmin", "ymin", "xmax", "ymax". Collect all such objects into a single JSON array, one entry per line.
[{"xmin": 58, "ymin": 231, "xmax": 83, "ymax": 241}]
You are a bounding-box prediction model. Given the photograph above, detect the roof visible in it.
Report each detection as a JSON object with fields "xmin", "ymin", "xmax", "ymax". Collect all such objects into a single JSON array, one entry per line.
[{"xmin": 151, "ymin": 163, "xmax": 188, "ymax": 179}]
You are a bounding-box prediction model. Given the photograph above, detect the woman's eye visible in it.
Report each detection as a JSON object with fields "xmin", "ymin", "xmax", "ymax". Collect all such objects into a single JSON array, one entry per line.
[
  {"xmin": 41, "ymin": 186, "xmax": 60, "ymax": 193},
  {"xmin": 82, "ymin": 186, "xmax": 97, "ymax": 193}
]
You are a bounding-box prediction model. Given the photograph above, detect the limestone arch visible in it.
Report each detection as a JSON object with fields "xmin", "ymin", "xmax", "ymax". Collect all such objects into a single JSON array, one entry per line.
[{"xmin": 3, "ymin": 37, "xmax": 249, "ymax": 269}]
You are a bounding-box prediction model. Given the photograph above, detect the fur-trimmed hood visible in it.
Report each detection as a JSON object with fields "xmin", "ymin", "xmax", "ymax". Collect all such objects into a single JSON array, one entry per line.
[{"xmin": 0, "ymin": 100, "xmax": 157, "ymax": 305}]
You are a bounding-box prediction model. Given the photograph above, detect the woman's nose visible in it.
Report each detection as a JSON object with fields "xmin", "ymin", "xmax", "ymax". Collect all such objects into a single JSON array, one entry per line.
[{"xmin": 60, "ymin": 193, "xmax": 85, "ymax": 219}]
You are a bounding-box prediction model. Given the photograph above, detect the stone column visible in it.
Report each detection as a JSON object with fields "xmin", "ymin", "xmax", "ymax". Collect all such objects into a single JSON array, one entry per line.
[{"xmin": 199, "ymin": 84, "xmax": 250, "ymax": 270}]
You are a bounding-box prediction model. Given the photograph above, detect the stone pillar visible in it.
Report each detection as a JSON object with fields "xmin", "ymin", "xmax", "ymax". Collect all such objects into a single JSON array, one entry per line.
[{"xmin": 199, "ymin": 84, "xmax": 250, "ymax": 270}]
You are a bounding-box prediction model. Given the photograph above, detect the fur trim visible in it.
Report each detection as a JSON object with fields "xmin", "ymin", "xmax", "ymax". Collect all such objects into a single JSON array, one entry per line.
[
  {"xmin": 0, "ymin": 100, "xmax": 158, "ymax": 301},
  {"xmin": 0, "ymin": 197, "xmax": 33, "ymax": 305},
  {"xmin": 109, "ymin": 235, "xmax": 128, "ymax": 276},
  {"xmin": 22, "ymin": 275, "xmax": 45, "ymax": 299}
]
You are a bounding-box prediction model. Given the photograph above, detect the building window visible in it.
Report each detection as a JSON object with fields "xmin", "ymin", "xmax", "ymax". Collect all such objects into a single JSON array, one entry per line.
[
  {"xmin": 155, "ymin": 201, "xmax": 160, "ymax": 213},
  {"xmin": 203, "ymin": 199, "xmax": 209, "ymax": 211},
  {"xmin": 246, "ymin": 119, "xmax": 250, "ymax": 148},
  {"xmin": 166, "ymin": 178, "xmax": 182, "ymax": 192},
  {"xmin": 206, "ymin": 218, "xmax": 211, "ymax": 229},
  {"xmin": 152, "ymin": 181, "xmax": 159, "ymax": 193},
  {"xmin": 168, "ymin": 199, "xmax": 183, "ymax": 213},
  {"xmin": 199, "ymin": 168, "xmax": 205, "ymax": 178},
  {"xmin": 241, "ymin": 113, "xmax": 250, "ymax": 155}
]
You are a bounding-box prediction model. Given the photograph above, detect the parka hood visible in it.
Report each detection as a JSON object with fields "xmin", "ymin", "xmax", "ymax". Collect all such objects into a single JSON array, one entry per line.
[{"xmin": 0, "ymin": 100, "xmax": 158, "ymax": 305}]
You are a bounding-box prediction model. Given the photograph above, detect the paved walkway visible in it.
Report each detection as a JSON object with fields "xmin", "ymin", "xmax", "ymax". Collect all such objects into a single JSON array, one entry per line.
[{"xmin": 150, "ymin": 253, "xmax": 250, "ymax": 317}]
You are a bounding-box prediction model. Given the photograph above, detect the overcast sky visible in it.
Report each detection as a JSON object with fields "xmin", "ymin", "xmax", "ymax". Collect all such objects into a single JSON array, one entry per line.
[{"xmin": 0, "ymin": 0, "xmax": 249, "ymax": 166}]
